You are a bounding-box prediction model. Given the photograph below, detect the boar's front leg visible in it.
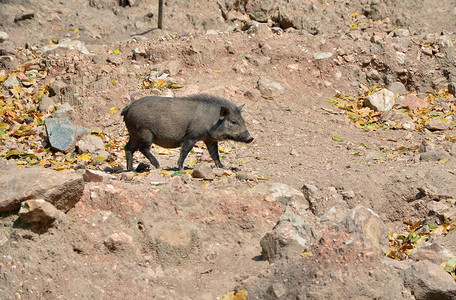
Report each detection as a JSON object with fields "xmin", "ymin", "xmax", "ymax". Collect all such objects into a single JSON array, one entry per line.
[
  {"xmin": 205, "ymin": 140, "xmax": 225, "ymax": 169},
  {"xmin": 177, "ymin": 139, "xmax": 197, "ymax": 170}
]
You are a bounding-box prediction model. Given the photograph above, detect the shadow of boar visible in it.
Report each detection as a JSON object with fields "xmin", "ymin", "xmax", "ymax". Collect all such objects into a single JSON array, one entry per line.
[{"xmin": 121, "ymin": 94, "xmax": 254, "ymax": 171}]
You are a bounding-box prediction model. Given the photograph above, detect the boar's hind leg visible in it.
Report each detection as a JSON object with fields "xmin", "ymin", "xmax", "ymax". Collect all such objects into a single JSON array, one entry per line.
[
  {"xmin": 205, "ymin": 140, "xmax": 225, "ymax": 169},
  {"xmin": 125, "ymin": 139, "xmax": 138, "ymax": 171},
  {"xmin": 177, "ymin": 139, "xmax": 197, "ymax": 170},
  {"xmin": 138, "ymin": 144, "xmax": 160, "ymax": 169}
]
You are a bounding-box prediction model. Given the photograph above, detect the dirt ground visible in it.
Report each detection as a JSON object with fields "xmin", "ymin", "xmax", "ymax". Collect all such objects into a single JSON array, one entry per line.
[{"xmin": 1, "ymin": 0, "xmax": 456, "ymax": 299}]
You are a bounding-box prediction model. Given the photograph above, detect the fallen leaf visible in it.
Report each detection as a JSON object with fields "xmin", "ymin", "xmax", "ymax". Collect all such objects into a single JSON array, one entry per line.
[
  {"xmin": 332, "ymin": 135, "xmax": 344, "ymax": 142},
  {"xmin": 109, "ymin": 107, "xmax": 118, "ymax": 114}
]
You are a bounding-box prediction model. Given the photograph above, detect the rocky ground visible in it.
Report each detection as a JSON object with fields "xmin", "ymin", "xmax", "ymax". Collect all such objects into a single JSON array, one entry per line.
[{"xmin": 1, "ymin": 0, "xmax": 456, "ymax": 299}]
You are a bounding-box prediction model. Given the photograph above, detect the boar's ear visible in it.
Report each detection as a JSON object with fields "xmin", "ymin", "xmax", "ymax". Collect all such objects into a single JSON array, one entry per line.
[
  {"xmin": 220, "ymin": 106, "xmax": 230, "ymax": 117},
  {"xmin": 237, "ymin": 104, "xmax": 245, "ymax": 111}
]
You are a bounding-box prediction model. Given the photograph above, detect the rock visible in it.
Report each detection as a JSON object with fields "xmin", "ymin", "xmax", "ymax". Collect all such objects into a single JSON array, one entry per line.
[
  {"xmin": 257, "ymin": 77, "xmax": 284, "ymax": 98},
  {"xmin": 403, "ymin": 260, "xmax": 456, "ymax": 300},
  {"xmin": 14, "ymin": 12, "xmax": 35, "ymax": 23},
  {"xmin": 448, "ymin": 82, "xmax": 456, "ymax": 96},
  {"xmin": 425, "ymin": 117, "xmax": 451, "ymax": 131},
  {"xmin": 82, "ymin": 170, "xmax": 106, "ymax": 182},
  {"xmin": 76, "ymin": 134, "xmax": 106, "ymax": 157},
  {"xmin": 0, "ymin": 158, "xmax": 18, "ymax": 172},
  {"xmin": 104, "ymin": 232, "xmax": 133, "ymax": 252},
  {"xmin": 249, "ymin": 0, "xmax": 275, "ymax": 22},
  {"xmin": 302, "ymin": 184, "xmax": 318, "ymax": 202},
  {"xmin": 260, "ymin": 206, "xmax": 318, "ymax": 261},
  {"xmin": 393, "ymin": 28, "xmax": 410, "ymax": 37},
  {"xmin": 52, "ymin": 102, "xmax": 74, "ymax": 118},
  {"xmin": 45, "ymin": 117, "xmax": 91, "ymax": 153},
  {"xmin": 396, "ymin": 52, "xmax": 405, "ymax": 65},
  {"xmin": 147, "ymin": 219, "xmax": 202, "ymax": 266},
  {"xmin": 3, "ymin": 75, "xmax": 20, "ymax": 89},
  {"xmin": 107, "ymin": 55, "xmax": 123, "ymax": 66},
  {"xmin": 314, "ymin": 52, "xmax": 333, "ymax": 60},
  {"xmin": 41, "ymin": 39, "xmax": 90, "ymax": 55},
  {"xmin": 192, "ymin": 163, "xmax": 215, "ymax": 180},
  {"xmin": 419, "ymin": 140, "xmax": 436, "ymax": 153},
  {"xmin": 0, "ymin": 56, "xmax": 16, "ymax": 71},
  {"xmin": 244, "ymin": 89, "xmax": 262, "ymax": 100},
  {"xmin": 0, "ymin": 31, "xmax": 8, "ymax": 43},
  {"xmin": 48, "ymin": 80, "xmax": 67, "ymax": 97},
  {"xmin": 408, "ymin": 240, "xmax": 454, "ymax": 264},
  {"xmin": 86, "ymin": 77, "xmax": 109, "ymax": 91},
  {"xmin": 381, "ymin": 110, "xmax": 415, "ymax": 130},
  {"xmin": 344, "ymin": 205, "xmax": 389, "ymax": 255},
  {"xmin": 38, "ymin": 95, "xmax": 56, "ymax": 113},
  {"xmin": 420, "ymin": 149, "xmax": 450, "ymax": 162},
  {"xmin": 386, "ymin": 82, "xmax": 407, "ymax": 95},
  {"xmin": 18, "ymin": 199, "xmax": 67, "ymax": 228},
  {"xmin": 396, "ymin": 94, "xmax": 430, "ymax": 109},
  {"xmin": 0, "ymin": 166, "xmax": 84, "ymax": 212},
  {"xmin": 267, "ymin": 282, "xmax": 287, "ymax": 298},
  {"xmin": 364, "ymin": 89, "xmax": 395, "ymax": 111},
  {"xmin": 250, "ymin": 182, "xmax": 309, "ymax": 209}
]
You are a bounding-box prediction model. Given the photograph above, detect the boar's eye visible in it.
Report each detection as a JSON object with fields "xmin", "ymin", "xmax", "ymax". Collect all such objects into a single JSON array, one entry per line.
[{"xmin": 231, "ymin": 120, "xmax": 238, "ymax": 125}]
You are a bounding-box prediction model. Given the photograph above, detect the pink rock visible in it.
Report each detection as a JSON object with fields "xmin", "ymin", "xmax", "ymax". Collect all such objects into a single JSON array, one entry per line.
[{"xmin": 396, "ymin": 94, "xmax": 430, "ymax": 109}]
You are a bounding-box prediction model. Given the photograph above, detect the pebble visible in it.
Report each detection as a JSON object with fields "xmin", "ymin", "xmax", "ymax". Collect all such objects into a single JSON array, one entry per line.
[{"xmin": 0, "ymin": 31, "xmax": 8, "ymax": 43}]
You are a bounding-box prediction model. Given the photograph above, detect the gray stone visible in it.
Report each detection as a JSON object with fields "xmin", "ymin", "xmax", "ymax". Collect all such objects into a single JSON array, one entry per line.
[
  {"xmin": 409, "ymin": 240, "xmax": 454, "ymax": 264},
  {"xmin": 420, "ymin": 149, "xmax": 450, "ymax": 162},
  {"xmin": 76, "ymin": 134, "xmax": 106, "ymax": 156},
  {"xmin": 425, "ymin": 117, "xmax": 451, "ymax": 131},
  {"xmin": 104, "ymin": 232, "xmax": 133, "ymax": 252},
  {"xmin": 52, "ymin": 102, "xmax": 74, "ymax": 118},
  {"xmin": 0, "ymin": 166, "xmax": 84, "ymax": 212},
  {"xmin": 38, "ymin": 95, "xmax": 56, "ymax": 113},
  {"xmin": 260, "ymin": 206, "xmax": 318, "ymax": 261},
  {"xmin": 393, "ymin": 28, "xmax": 410, "ymax": 37},
  {"xmin": 49, "ymin": 80, "xmax": 67, "ymax": 97},
  {"xmin": 257, "ymin": 77, "xmax": 284, "ymax": 98},
  {"xmin": 18, "ymin": 199, "xmax": 67, "ymax": 226},
  {"xmin": 107, "ymin": 55, "xmax": 123, "ymax": 66},
  {"xmin": 0, "ymin": 157, "xmax": 18, "ymax": 173},
  {"xmin": 314, "ymin": 52, "xmax": 333, "ymax": 60},
  {"xmin": 146, "ymin": 218, "xmax": 202, "ymax": 266},
  {"xmin": 386, "ymin": 82, "xmax": 407, "ymax": 95},
  {"xmin": 0, "ymin": 31, "xmax": 8, "ymax": 43},
  {"xmin": 192, "ymin": 163, "xmax": 215, "ymax": 180},
  {"xmin": 448, "ymin": 82, "xmax": 456, "ymax": 96},
  {"xmin": 249, "ymin": 0, "xmax": 274, "ymax": 22},
  {"xmin": 419, "ymin": 140, "xmax": 436, "ymax": 153},
  {"xmin": 0, "ymin": 56, "xmax": 16, "ymax": 71},
  {"xmin": 3, "ymin": 75, "xmax": 20, "ymax": 89},
  {"xmin": 41, "ymin": 39, "xmax": 90, "ymax": 55},
  {"xmin": 45, "ymin": 117, "xmax": 90, "ymax": 153},
  {"xmin": 403, "ymin": 260, "xmax": 456, "ymax": 300},
  {"xmin": 86, "ymin": 77, "xmax": 108, "ymax": 90},
  {"xmin": 364, "ymin": 89, "xmax": 395, "ymax": 111},
  {"xmin": 250, "ymin": 182, "xmax": 309, "ymax": 209},
  {"xmin": 344, "ymin": 205, "xmax": 389, "ymax": 255}
]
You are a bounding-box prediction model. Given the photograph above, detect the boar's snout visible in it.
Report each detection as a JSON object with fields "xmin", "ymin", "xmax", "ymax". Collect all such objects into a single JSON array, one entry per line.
[{"xmin": 245, "ymin": 136, "xmax": 254, "ymax": 143}]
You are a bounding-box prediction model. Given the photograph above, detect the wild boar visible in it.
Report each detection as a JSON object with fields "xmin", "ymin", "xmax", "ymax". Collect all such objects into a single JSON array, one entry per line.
[{"xmin": 121, "ymin": 94, "xmax": 254, "ymax": 171}]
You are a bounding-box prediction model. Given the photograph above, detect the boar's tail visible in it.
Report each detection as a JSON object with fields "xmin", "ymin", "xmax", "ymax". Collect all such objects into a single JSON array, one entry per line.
[{"xmin": 120, "ymin": 104, "xmax": 131, "ymax": 116}]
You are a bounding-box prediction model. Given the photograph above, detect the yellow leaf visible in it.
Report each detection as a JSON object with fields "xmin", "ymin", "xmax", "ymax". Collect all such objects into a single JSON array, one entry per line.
[
  {"xmin": 438, "ymin": 157, "xmax": 449, "ymax": 165},
  {"xmin": 202, "ymin": 183, "xmax": 208, "ymax": 188},
  {"xmin": 233, "ymin": 290, "xmax": 248, "ymax": 300},
  {"xmin": 213, "ymin": 70, "xmax": 221, "ymax": 73},
  {"xmin": 332, "ymin": 135, "xmax": 344, "ymax": 142},
  {"xmin": 157, "ymin": 146, "xmax": 173, "ymax": 155},
  {"xmin": 187, "ymin": 159, "xmax": 198, "ymax": 167},
  {"xmin": 78, "ymin": 153, "xmax": 92, "ymax": 161},
  {"xmin": 301, "ymin": 251, "xmax": 313, "ymax": 258},
  {"xmin": 111, "ymin": 78, "xmax": 115, "ymax": 84},
  {"xmin": 109, "ymin": 107, "xmax": 118, "ymax": 114}
]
